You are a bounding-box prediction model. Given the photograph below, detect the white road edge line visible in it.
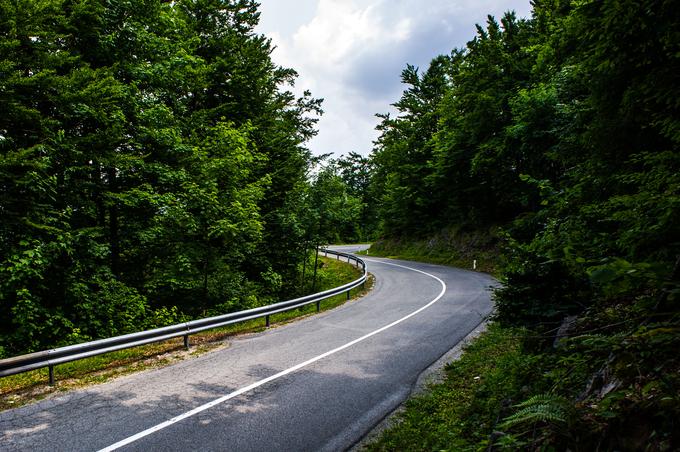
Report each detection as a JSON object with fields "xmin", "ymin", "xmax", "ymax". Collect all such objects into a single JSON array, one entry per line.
[{"xmin": 99, "ymin": 258, "xmax": 446, "ymax": 452}]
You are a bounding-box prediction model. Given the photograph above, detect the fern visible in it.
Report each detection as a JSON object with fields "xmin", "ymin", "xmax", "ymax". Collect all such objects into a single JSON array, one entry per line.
[{"xmin": 499, "ymin": 394, "xmax": 572, "ymax": 429}]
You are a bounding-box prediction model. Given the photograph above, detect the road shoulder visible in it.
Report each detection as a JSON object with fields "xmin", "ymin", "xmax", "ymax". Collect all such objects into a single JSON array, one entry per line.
[{"xmin": 350, "ymin": 320, "xmax": 489, "ymax": 450}]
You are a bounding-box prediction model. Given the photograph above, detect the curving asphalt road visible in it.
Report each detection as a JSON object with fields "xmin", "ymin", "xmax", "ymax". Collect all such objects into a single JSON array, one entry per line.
[{"xmin": 0, "ymin": 246, "xmax": 496, "ymax": 451}]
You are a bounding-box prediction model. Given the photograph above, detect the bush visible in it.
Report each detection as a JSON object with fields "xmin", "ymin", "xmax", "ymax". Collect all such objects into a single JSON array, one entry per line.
[{"xmin": 493, "ymin": 253, "xmax": 590, "ymax": 331}]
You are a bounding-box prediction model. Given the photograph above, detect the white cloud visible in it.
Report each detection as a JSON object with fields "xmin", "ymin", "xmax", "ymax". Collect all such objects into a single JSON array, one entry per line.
[
  {"xmin": 257, "ymin": 0, "xmax": 533, "ymax": 157},
  {"xmin": 292, "ymin": 0, "xmax": 411, "ymax": 69}
]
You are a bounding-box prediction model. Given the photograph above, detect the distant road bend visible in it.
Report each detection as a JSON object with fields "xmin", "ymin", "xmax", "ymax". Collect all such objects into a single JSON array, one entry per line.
[{"xmin": 0, "ymin": 245, "xmax": 496, "ymax": 452}]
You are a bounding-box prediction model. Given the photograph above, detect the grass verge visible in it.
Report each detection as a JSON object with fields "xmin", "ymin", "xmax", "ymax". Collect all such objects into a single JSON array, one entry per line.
[
  {"xmin": 364, "ymin": 323, "xmax": 532, "ymax": 451},
  {"xmin": 363, "ymin": 228, "xmax": 500, "ymax": 275},
  {"xmin": 1, "ymin": 256, "xmax": 374, "ymax": 412}
]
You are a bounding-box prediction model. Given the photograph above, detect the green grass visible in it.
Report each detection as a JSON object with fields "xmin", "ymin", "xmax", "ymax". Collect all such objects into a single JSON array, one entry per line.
[
  {"xmin": 365, "ymin": 324, "xmax": 535, "ymax": 451},
  {"xmin": 0, "ymin": 256, "xmax": 373, "ymax": 411},
  {"xmin": 365, "ymin": 229, "xmax": 500, "ymax": 275}
]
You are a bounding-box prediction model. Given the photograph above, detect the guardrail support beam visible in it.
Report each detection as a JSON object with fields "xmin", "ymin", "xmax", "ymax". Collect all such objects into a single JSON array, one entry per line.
[
  {"xmin": 266, "ymin": 315, "xmax": 270, "ymax": 328},
  {"xmin": 48, "ymin": 365, "xmax": 55, "ymax": 386},
  {"xmin": 316, "ymin": 300, "xmax": 321, "ymax": 312},
  {"xmin": 183, "ymin": 334, "xmax": 190, "ymax": 350}
]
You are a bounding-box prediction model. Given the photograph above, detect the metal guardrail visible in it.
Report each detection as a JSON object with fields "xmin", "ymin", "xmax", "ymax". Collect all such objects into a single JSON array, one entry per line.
[{"xmin": 0, "ymin": 248, "xmax": 366, "ymax": 385}]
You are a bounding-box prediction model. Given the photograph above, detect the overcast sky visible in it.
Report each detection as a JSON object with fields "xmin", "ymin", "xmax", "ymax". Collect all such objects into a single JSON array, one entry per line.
[{"xmin": 256, "ymin": 0, "xmax": 532, "ymax": 157}]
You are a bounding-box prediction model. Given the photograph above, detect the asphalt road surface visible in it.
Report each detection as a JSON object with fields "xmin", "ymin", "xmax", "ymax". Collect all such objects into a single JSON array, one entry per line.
[{"xmin": 0, "ymin": 245, "xmax": 496, "ymax": 451}]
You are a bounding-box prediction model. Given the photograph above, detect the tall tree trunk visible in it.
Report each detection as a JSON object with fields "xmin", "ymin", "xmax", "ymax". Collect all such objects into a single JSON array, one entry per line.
[
  {"xmin": 203, "ymin": 255, "xmax": 209, "ymax": 306},
  {"xmin": 107, "ymin": 168, "xmax": 120, "ymax": 277},
  {"xmin": 301, "ymin": 242, "xmax": 308, "ymax": 294},
  {"xmin": 94, "ymin": 162, "xmax": 106, "ymax": 228},
  {"xmin": 51, "ymin": 162, "xmax": 67, "ymax": 309},
  {"xmin": 311, "ymin": 244, "xmax": 319, "ymax": 293},
  {"xmin": 203, "ymin": 226, "xmax": 210, "ymax": 306}
]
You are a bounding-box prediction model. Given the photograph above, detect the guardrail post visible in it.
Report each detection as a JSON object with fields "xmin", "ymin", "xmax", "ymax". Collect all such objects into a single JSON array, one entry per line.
[
  {"xmin": 316, "ymin": 300, "xmax": 321, "ymax": 312},
  {"xmin": 48, "ymin": 365, "xmax": 55, "ymax": 386},
  {"xmin": 183, "ymin": 334, "xmax": 190, "ymax": 350},
  {"xmin": 266, "ymin": 315, "xmax": 270, "ymax": 328},
  {"xmin": 346, "ymin": 290, "xmax": 351, "ymax": 300}
]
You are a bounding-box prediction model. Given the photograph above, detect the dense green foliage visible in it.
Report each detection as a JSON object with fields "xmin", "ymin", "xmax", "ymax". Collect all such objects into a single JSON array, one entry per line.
[
  {"xmin": 308, "ymin": 152, "xmax": 377, "ymax": 244},
  {"xmin": 0, "ymin": 0, "xmax": 324, "ymax": 357},
  {"xmin": 370, "ymin": 0, "xmax": 679, "ymax": 449}
]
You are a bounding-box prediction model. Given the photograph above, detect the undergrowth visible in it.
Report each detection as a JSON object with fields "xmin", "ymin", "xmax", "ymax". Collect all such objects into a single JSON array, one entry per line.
[
  {"xmin": 367, "ymin": 324, "xmax": 534, "ymax": 451},
  {"xmin": 368, "ymin": 292, "xmax": 680, "ymax": 451},
  {"xmin": 367, "ymin": 227, "xmax": 500, "ymax": 274}
]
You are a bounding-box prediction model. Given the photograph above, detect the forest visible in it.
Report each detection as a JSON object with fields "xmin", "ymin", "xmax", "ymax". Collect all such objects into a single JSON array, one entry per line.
[
  {"xmin": 1, "ymin": 0, "xmax": 679, "ymax": 448},
  {"xmin": 0, "ymin": 0, "xmax": 370, "ymax": 358},
  {"xmin": 367, "ymin": 0, "xmax": 680, "ymax": 449}
]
